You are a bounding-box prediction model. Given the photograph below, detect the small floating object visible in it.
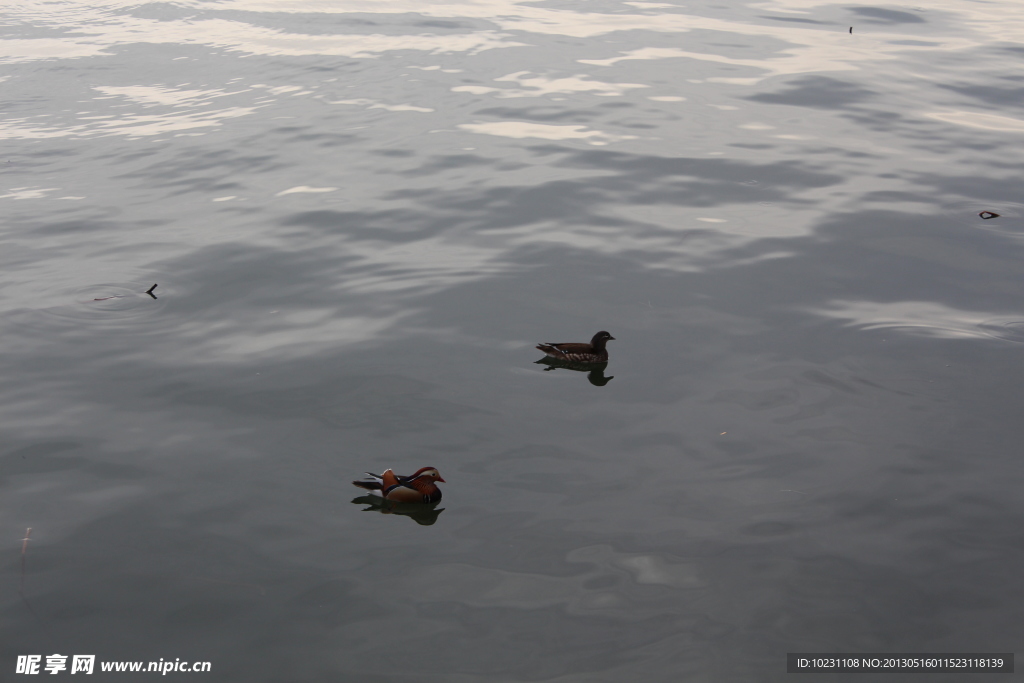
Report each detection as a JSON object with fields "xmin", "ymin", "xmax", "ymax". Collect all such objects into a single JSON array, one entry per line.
[
  {"xmin": 145, "ymin": 283, "xmax": 158, "ymax": 299},
  {"xmin": 849, "ymin": 26, "xmax": 853, "ymax": 33},
  {"xmin": 536, "ymin": 331, "xmax": 615, "ymax": 364},
  {"xmin": 352, "ymin": 467, "xmax": 445, "ymax": 504},
  {"xmin": 979, "ymin": 211, "xmax": 1000, "ymax": 220}
]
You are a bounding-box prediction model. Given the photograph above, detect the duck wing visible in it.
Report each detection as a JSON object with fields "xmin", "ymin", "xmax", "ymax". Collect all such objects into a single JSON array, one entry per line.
[
  {"xmin": 551, "ymin": 342, "xmax": 592, "ymax": 352},
  {"xmin": 537, "ymin": 341, "xmax": 596, "ymax": 358},
  {"xmin": 537, "ymin": 342, "xmax": 592, "ymax": 354}
]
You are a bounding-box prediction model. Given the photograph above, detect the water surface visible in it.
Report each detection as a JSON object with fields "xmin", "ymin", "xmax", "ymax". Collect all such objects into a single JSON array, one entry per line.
[{"xmin": 2, "ymin": 0, "xmax": 1024, "ymax": 680}]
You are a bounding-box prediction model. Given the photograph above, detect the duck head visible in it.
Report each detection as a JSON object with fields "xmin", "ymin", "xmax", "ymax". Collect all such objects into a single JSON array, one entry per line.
[
  {"xmin": 590, "ymin": 331, "xmax": 615, "ymax": 349},
  {"xmin": 410, "ymin": 466, "xmax": 446, "ymax": 483}
]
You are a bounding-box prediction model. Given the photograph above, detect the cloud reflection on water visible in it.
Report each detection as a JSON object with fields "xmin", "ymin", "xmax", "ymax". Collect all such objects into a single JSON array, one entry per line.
[
  {"xmin": 459, "ymin": 122, "xmax": 638, "ymax": 145},
  {"xmin": 926, "ymin": 111, "xmax": 1024, "ymax": 132},
  {"xmin": 0, "ymin": 84, "xmax": 262, "ymax": 140},
  {"xmin": 811, "ymin": 299, "xmax": 1024, "ymax": 342},
  {"xmin": 2, "ymin": 6, "xmax": 526, "ymax": 61},
  {"xmin": 453, "ymin": 71, "xmax": 648, "ymax": 98}
]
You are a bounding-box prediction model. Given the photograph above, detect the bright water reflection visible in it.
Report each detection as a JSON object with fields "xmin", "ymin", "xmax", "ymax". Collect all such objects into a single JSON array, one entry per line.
[{"xmin": 2, "ymin": 0, "xmax": 1024, "ymax": 680}]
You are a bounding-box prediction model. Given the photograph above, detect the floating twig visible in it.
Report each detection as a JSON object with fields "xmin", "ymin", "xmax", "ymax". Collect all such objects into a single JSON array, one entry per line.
[
  {"xmin": 18, "ymin": 527, "xmax": 59, "ymax": 648},
  {"xmin": 145, "ymin": 283, "xmax": 158, "ymax": 299},
  {"xmin": 20, "ymin": 528, "xmax": 31, "ymax": 594},
  {"xmin": 849, "ymin": 26, "xmax": 853, "ymax": 33}
]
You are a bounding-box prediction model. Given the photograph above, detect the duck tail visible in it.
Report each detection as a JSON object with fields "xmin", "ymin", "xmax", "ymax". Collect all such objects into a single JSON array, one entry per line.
[{"xmin": 352, "ymin": 474, "xmax": 384, "ymax": 491}]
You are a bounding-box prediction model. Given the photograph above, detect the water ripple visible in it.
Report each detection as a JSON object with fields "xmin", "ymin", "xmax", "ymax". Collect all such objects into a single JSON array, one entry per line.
[
  {"xmin": 976, "ymin": 318, "xmax": 1024, "ymax": 344},
  {"xmin": 34, "ymin": 282, "xmax": 167, "ymax": 323}
]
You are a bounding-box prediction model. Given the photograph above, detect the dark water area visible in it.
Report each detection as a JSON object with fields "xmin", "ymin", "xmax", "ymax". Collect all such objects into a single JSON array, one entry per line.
[{"xmin": 2, "ymin": 0, "xmax": 1024, "ymax": 680}]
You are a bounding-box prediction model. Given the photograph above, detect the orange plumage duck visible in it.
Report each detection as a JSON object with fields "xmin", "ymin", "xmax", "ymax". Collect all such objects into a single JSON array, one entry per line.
[{"xmin": 352, "ymin": 467, "xmax": 445, "ymax": 504}]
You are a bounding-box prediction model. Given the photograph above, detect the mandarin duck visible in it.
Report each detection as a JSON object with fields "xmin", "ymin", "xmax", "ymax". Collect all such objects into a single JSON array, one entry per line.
[
  {"xmin": 352, "ymin": 467, "xmax": 445, "ymax": 504},
  {"xmin": 536, "ymin": 331, "xmax": 615, "ymax": 363}
]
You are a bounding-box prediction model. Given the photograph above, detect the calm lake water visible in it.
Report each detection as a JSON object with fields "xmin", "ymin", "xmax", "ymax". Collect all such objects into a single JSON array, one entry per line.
[{"xmin": 3, "ymin": 0, "xmax": 1024, "ymax": 680}]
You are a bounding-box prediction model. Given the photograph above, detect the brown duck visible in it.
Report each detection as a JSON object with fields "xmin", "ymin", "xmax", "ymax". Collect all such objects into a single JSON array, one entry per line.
[
  {"xmin": 352, "ymin": 467, "xmax": 445, "ymax": 504},
  {"xmin": 536, "ymin": 331, "xmax": 615, "ymax": 363}
]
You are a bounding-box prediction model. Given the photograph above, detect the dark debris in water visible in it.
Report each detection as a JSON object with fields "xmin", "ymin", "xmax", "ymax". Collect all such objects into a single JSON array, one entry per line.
[{"xmin": 979, "ymin": 211, "xmax": 1000, "ymax": 220}]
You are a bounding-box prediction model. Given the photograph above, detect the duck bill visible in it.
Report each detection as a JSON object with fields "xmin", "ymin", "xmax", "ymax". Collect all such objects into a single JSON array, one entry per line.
[{"xmin": 436, "ymin": 476, "xmax": 447, "ymax": 483}]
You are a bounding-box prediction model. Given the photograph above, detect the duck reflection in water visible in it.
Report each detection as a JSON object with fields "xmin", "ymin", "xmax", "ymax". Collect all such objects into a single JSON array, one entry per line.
[
  {"xmin": 534, "ymin": 357, "xmax": 614, "ymax": 386},
  {"xmin": 351, "ymin": 495, "xmax": 445, "ymax": 526}
]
